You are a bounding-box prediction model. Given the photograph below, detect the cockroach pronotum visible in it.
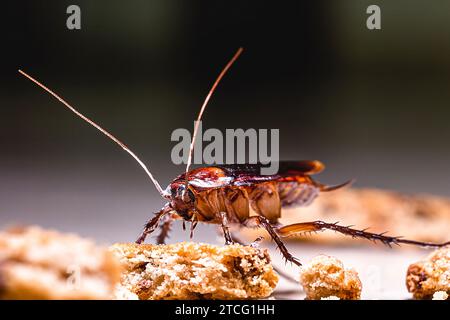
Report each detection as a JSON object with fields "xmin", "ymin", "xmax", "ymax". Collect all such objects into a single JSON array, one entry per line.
[{"xmin": 18, "ymin": 48, "xmax": 450, "ymax": 266}]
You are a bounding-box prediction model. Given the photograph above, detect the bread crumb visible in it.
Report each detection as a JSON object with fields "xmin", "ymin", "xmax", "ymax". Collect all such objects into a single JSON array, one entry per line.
[
  {"xmin": 0, "ymin": 226, "xmax": 121, "ymax": 299},
  {"xmin": 406, "ymin": 246, "xmax": 450, "ymax": 299},
  {"xmin": 111, "ymin": 242, "xmax": 278, "ymax": 300},
  {"xmin": 432, "ymin": 291, "xmax": 448, "ymax": 300},
  {"xmin": 320, "ymin": 295, "xmax": 340, "ymax": 300},
  {"xmin": 299, "ymin": 255, "xmax": 362, "ymax": 300}
]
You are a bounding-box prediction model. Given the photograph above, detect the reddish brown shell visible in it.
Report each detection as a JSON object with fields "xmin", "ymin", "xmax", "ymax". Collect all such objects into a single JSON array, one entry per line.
[{"xmin": 171, "ymin": 160, "xmax": 324, "ymax": 191}]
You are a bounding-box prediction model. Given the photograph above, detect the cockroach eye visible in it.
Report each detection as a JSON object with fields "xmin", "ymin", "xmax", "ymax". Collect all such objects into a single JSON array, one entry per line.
[
  {"xmin": 186, "ymin": 189, "xmax": 195, "ymax": 203},
  {"xmin": 177, "ymin": 185, "xmax": 194, "ymax": 204}
]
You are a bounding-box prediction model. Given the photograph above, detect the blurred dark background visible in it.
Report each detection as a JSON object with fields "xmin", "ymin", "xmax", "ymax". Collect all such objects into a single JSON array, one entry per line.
[{"xmin": 1, "ymin": 0, "xmax": 450, "ymax": 242}]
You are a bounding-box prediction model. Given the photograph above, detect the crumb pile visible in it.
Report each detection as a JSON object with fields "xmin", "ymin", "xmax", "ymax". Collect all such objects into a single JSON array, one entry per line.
[
  {"xmin": 406, "ymin": 246, "xmax": 450, "ymax": 299},
  {"xmin": 111, "ymin": 242, "xmax": 278, "ymax": 300},
  {"xmin": 299, "ymin": 255, "xmax": 362, "ymax": 300},
  {"xmin": 0, "ymin": 226, "xmax": 121, "ymax": 299}
]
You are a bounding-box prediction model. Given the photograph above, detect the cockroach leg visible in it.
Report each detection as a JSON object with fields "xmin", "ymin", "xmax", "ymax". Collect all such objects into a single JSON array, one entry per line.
[
  {"xmin": 136, "ymin": 204, "xmax": 172, "ymax": 244},
  {"xmin": 136, "ymin": 215, "xmax": 161, "ymax": 244},
  {"xmin": 219, "ymin": 212, "xmax": 234, "ymax": 245},
  {"xmin": 189, "ymin": 216, "xmax": 199, "ymax": 239},
  {"xmin": 277, "ymin": 220, "xmax": 450, "ymax": 248},
  {"xmin": 243, "ymin": 216, "xmax": 302, "ymax": 266},
  {"xmin": 156, "ymin": 213, "xmax": 176, "ymax": 245}
]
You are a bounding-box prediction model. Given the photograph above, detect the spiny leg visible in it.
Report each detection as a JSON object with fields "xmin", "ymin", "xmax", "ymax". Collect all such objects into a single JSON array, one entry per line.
[
  {"xmin": 277, "ymin": 220, "xmax": 450, "ymax": 248},
  {"xmin": 136, "ymin": 205, "xmax": 171, "ymax": 244},
  {"xmin": 189, "ymin": 215, "xmax": 199, "ymax": 239},
  {"xmin": 156, "ymin": 213, "xmax": 176, "ymax": 245},
  {"xmin": 219, "ymin": 212, "xmax": 234, "ymax": 245},
  {"xmin": 244, "ymin": 216, "xmax": 301, "ymax": 266}
]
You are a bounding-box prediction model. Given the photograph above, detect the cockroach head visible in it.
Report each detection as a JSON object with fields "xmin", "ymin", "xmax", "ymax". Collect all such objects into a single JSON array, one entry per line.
[{"xmin": 167, "ymin": 183, "xmax": 195, "ymax": 220}]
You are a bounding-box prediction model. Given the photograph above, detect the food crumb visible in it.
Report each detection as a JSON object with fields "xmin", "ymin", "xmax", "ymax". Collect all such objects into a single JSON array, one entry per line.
[
  {"xmin": 0, "ymin": 226, "xmax": 121, "ymax": 300},
  {"xmin": 299, "ymin": 254, "xmax": 362, "ymax": 300},
  {"xmin": 111, "ymin": 242, "xmax": 278, "ymax": 300},
  {"xmin": 406, "ymin": 247, "xmax": 450, "ymax": 299},
  {"xmin": 320, "ymin": 295, "xmax": 340, "ymax": 300},
  {"xmin": 432, "ymin": 291, "xmax": 448, "ymax": 300}
]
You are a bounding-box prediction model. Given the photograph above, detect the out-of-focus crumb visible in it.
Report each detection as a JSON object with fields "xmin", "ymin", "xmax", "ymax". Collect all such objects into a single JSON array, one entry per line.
[
  {"xmin": 432, "ymin": 291, "xmax": 449, "ymax": 300},
  {"xmin": 111, "ymin": 242, "xmax": 278, "ymax": 300},
  {"xmin": 0, "ymin": 226, "xmax": 121, "ymax": 299},
  {"xmin": 320, "ymin": 295, "xmax": 340, "ymax": 300},
  {"xmin": 406, "ymin": 247, "xmax": 450, "ymax": 299},
  {"xmin": 299, "ymin": 255, "xmax": 362, "ymax": 300}
]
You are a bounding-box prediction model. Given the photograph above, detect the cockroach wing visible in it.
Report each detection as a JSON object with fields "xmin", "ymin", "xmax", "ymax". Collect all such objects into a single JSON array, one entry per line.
[
  {"xmin": 173, "ymin": 161, "xmax": 325, "ymax": 191},
  {"xmin": 218, "ymin": 160, "xmax": 324, "ymax": 176},
  {"xmin": 275, "ymin": 160, "xmax": 325, "ymax": 175},
  {"xmin": 216, "ymin": 160, "xmax": 324, "ymax": 186}
]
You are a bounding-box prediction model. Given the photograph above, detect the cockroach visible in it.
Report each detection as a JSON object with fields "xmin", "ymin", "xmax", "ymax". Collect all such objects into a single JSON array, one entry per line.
[{"xmin": 18, "ymin": 48, "xmax": 450, "ymax": 266}]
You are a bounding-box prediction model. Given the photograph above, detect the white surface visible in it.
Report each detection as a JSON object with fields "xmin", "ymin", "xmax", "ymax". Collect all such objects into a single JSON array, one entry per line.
[{"xmin": 266, "ymin": 242, "xmax": 426, "ymax": 300}]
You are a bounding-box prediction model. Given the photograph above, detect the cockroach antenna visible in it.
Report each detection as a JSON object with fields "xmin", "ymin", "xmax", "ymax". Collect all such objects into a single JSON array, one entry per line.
[
  {"xmin": 184, "ymin": 47, "xmax": 244, "ymax": 192},
  {"xmin": 17, "ymin": 69, "xmax": 166, "ymax": 197}
]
